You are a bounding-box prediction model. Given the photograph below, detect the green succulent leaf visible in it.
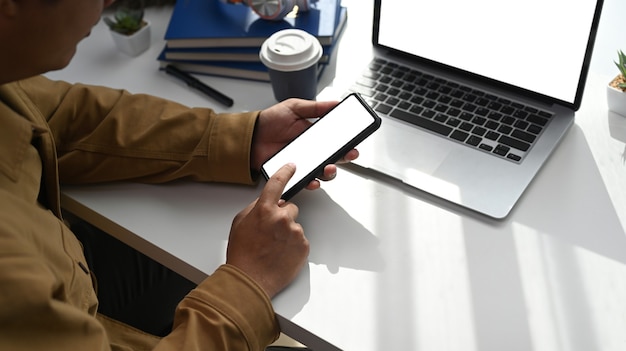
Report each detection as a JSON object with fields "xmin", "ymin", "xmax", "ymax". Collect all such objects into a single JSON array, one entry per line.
[
  {"xmin": 616, "ymin": 50, "xmax": 626, "ymax": 78},
  {"xmin": 105, "ymin": 7, "xmax": 145, "ymax": 35}
]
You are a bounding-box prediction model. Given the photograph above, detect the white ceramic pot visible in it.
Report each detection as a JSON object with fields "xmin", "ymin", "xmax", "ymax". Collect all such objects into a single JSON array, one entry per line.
[
  {"xmin": 110, "ymin": 21, "xmax": 151, "ymax": 57},
  {"xmin": 607, "ymin": 78, "xmax": 626, "ymax": 117}
]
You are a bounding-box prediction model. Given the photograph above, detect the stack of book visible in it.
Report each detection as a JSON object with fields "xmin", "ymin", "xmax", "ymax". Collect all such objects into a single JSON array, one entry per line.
[{"xmin": 158, "ymin": 0, "xmax": 347, "ymax": 82}]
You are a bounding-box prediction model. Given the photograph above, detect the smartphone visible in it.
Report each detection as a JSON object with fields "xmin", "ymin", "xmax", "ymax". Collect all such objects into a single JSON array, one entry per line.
[{"xmin": 261, "ymin": 93, "xmax": 382, "ymax": 200}]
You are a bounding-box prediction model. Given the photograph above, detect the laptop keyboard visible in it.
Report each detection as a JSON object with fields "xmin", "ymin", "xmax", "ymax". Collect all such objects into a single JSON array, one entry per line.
[{"xmin": 348, "ymin": 58, "xmax": 555, "ymax": 163}]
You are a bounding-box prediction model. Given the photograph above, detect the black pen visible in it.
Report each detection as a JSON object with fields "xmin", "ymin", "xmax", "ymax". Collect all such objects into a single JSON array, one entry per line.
[{"xmin": 165, "ymin": 64, "xmax": 234, "ymax": 107}]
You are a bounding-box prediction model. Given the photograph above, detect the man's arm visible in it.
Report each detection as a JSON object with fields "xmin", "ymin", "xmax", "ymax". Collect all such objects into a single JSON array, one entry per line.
[{"xmin": 18, "ymin": 76, "xmax": 260, "ymax": 185}]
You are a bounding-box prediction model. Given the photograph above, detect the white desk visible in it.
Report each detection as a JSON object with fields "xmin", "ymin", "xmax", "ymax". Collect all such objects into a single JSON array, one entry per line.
[{"xmin": 49, "ymin": 1, "xmax": 626, "ymax": 350}]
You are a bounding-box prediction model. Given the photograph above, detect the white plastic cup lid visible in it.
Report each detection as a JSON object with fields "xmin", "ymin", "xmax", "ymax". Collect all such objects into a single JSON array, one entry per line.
[{"xmin": 259, "ymin": 29, "xmax": 323, "ymax": 72}]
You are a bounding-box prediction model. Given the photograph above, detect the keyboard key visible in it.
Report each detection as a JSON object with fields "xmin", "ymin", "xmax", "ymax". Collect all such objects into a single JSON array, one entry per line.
[
  {"xmin": 387, "ymin": 88, "xmax": 400, "ymax": 96},
  {"xmin": 511, "ymin": 129, "xmax": 537, "ymax": 143},
  {"xmin": 409, "ymin": 105, "xmax": 424, "ymax": 115},
  {"xmin": 459, "ymin": 112, "xmax": 473, "ymax": 121},
  {"xmin": 524, "ymin": 106, "xmax": 538, "ymax": 113},
  {"xmin": 514, "ymin": 120, "xmax": 529, "ymax": 129},
  {"xmin": 527, "ymin": 114, "xmax": 549, "ymax": 126},
  {"xmin": 501, "ymin": 106, "xmax": 515, "ymax": 115},
  {"xmin": 426, "ymin": 91, "xmax": 440, "ymax": 100},
  {"xmin": 375, "ymin": 103, "xmax": 392, "ymax": 114},
  {"xmin": 459, "ymin": 122, "xmax": 473, "ymax": 131},
  {"xmin": 527, "ymin": 124, "xmax": 542, "ymax": 134},
  {"xmin": 387, "ymin": 97, "xmax": 400, "ymax": 106},
  {"xmin": 513, "ymin": 109, "xmax": 529, "ymax": 119},
  {"xmin": 450, "ymin": 99, "xmax": 464, "ymax": 108},
  {"xmin": 485, "ymin": 121, "xmax": 499, "ymax": 130},
  {"xmin": 435, "ymin": 104, "xmax": 448, "ymax": 112},
  {"xmin": 479, "ymin": 143, "xmax": 493, "ymax": 151},
  {"xmin": 414, "ymin": 87, "xmax": 428, "ymax": 96},
  {"xmin": 398, "ymin": 101, "xmax": 411, "ymax": 110},
  {"xmin": 462, "ymin": 103, "xmax": 477, "ymax": 112},
  {"xmin": 499, "ymin": 135, "xmax": 530, "ymax": 152},
  {"xmin": 423, "ymin": 100, "xmax": 436, "ymax": 109},
  {"xmin": 448, "ymin": 108, "xmax": 461, "ymax": 117},
  {"xmin": 410, "ymin": 96, "xmax": 424, "ymax": 105},
  {"xmin": 488, "ymin": 112, "xmax": 503, "ymax": 121},
  {"xmin": 475, "ymin": 107, "xmax": 489, "ymax": 116},
  {"xmin": 507, "ymin": 153, "xmax": 522, "ymax": 162},
  {"xmin": 446, "ymin": 118, "xmax": 461, "ymax": 127},
  {"xmin": 485, "ymin": 131, "xmax": 500, "ymax": 140},
  {"xmin": 472, "ymin": 116, "xmax": 487, "ymax": 125},
  {"xmin": 438, "ymin": 86, "xmax": 452, "ymax": 94},
  {"xmin": 497, "ymin": 97, "xmax": 511, "ymax": 105},
  {"xmin": 462, "ymin": 93, "xmax": 477, "ymax": 103},
  {"xmin": 475, "ymin": 98, "xmax": 490, "ymax": 107},
  {"xmin": 538, "ymin": 110, "xmax": 553, "ymax": 118},
  {"xmin": 438, "ymin": 95, "xmax": 452, "ymax": 104},
  {"xmin": 390, "ymin": 109, "xmax": 452, "ymax": 136},
  {"xmin": 451, "ymin": 90, "xmax": 464, "ymax": 98},
  {"xmin": 422, "ymin": 109, "xmax": 436, "ymax": 118},
  {"xmin": 451, "ymin": 130, "xmax": 469, "ymax": 142},
  {"xmin": 374, "ymin": 93, "xmax": 387, "ymax": 102},
  {"xmin": 472, "ymin": 126, "xmax": 487, "ymax": 136},
  {"xmin": 501, "ymin": 116, "xmax": 515, "ymax": 125},
  {"xmin": 375, "ymin": 85, "xmax": 388, "ymax": 93},
  {"xmin": 399, "ymin": 91, "xmax": 412, "ymax": 100},
  {"xmin": 497, "ymin": 125, "xmax": 513, "ymax": 134},
  {"xmin": 466, "ymin": 135, "xmax": 482, "ymax": 146},
  {"xmin": 434, "ymin": 114, "xmax": 448, "ymax": 123},
  {"xmin": 494, "ymin": 144, "xmax": 510, "ymax": 156},
  {"xmin": 487, "ymin": 101, "xmax": 502, "ymax": 110}
]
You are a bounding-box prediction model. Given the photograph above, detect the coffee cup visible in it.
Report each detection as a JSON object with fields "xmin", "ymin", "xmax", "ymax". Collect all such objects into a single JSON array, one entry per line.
[{"xmin": 259, "ymin": 29, "xmax": 323, "ymax": 101}]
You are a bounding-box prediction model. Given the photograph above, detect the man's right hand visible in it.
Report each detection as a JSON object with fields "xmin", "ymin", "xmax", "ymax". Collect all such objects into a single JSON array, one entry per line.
[{"xmin": 226, "ymin": 163, "xmax": 309, "ymax": 298}]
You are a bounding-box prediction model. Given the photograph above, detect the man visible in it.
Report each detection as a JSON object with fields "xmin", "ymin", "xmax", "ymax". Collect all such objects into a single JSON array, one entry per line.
[{"xmin": 0, "ymin": 0, "xmax": 357, "ymax": 349}]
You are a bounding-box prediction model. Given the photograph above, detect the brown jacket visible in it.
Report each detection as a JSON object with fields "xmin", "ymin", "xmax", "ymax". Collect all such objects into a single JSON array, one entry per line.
[{"xmin": 0, "ymin": 76, "xmax": 279, "ymax": 350}]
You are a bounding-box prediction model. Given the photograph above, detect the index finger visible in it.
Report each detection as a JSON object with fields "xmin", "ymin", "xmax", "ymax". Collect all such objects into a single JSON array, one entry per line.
[{"xmin": 259, "ymin": 163, "xmax": 296, "ymax": 204}]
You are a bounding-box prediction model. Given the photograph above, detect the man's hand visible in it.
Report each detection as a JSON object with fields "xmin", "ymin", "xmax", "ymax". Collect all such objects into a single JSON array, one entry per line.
[
  {"xmin": 226, "ymin": 163, "xmax": 309, "ymax": 298},
  {"xmin": 251, "ymin": 98, "xmax": 359, "ymax": 190}
]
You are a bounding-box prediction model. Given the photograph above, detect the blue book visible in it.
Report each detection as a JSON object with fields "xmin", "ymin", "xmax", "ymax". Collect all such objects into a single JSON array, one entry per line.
[
  {"xmin": 157, "ymin": 48, "xmax": 328, "ymax": 82},
  {"xmin": 164, "ymin": 0, "xmax": 344, "ymax": 48},
  {"xmin": 163, "ymin": 7, "xmax": 346, "ymax": 62}
]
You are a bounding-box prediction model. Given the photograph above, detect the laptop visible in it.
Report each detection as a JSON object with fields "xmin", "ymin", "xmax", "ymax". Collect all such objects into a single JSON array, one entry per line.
[{"xmin": 341, "ymin": 0, "xmax": 604, "ymax": 219}]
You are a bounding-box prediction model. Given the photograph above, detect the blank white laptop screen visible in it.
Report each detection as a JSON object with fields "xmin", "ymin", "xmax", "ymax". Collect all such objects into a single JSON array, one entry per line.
[{"xmin": 377, "ymin": 0, "xmax": 598, "ymax": 105}]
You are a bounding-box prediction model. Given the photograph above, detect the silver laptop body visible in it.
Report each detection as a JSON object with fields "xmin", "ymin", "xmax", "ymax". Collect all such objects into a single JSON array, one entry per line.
[{"xmin": 346, "ymin": 0, "xmax": 604, "ymax": 219}]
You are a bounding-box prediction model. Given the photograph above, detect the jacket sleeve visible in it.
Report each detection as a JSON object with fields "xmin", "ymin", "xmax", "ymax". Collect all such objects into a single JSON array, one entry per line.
[
  {"xmin": 17, "ymin": 76, "xmax": 260, "ymax": 185},
  {"xmin": 155, "ymin": 265, "xmax": 281, "ymax": 351}
]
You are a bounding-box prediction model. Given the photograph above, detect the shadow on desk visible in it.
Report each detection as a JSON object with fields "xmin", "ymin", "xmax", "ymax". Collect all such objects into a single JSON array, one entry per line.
[{"xmin": 294, "ymin": 190, "xmax": 384, "ymax": 274}]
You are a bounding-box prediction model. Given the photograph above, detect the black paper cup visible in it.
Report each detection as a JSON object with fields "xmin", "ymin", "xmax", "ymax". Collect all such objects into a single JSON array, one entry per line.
[{"xmin": 260, "ymin": 29, "xmax": 323, "ymax": 101}]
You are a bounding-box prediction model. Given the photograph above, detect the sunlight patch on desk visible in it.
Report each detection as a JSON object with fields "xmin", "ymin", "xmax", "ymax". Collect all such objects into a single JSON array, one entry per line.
[
  {"xmin": 512, "ymin": 222, "xmax": 626, "ymax": 351},
  {"xmin": 301, "ymin": 169, "xmax": 477, "ymax": 350},
  {"xmin": 394, "ymin": 197, "xmax": 476, "ymax": 351},
  {"xmin": 354, "ymin": 179, "xmax": 476, "ymax": 350},
  {"xmin": 575, "ymin": 240, "xmax": 626, "ymax": 351},
  {"xmin": 512, "ymin": 224, "xmax": 563, "ymax": 351}
]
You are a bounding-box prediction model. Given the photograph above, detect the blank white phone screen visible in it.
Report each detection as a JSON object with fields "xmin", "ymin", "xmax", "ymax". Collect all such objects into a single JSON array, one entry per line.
[{"xmin": 262, "ymin": 95, "xmax": 375, "ymax": 196}]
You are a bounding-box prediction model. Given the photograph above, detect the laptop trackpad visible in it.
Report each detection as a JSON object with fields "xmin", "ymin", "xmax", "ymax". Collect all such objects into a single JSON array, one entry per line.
[{"xmin": 352, "ymin": 119, "xmax": 452, "ymax": 179}]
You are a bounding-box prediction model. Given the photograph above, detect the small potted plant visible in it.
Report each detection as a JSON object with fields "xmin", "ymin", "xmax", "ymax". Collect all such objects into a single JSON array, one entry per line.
[
  {"xmin": 104, "ymin": 6, "xmax": 151, "ymax": 56},
  {"xmin": 607, "ymin": 50, "xmax": 626, "ymax": 117}
]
